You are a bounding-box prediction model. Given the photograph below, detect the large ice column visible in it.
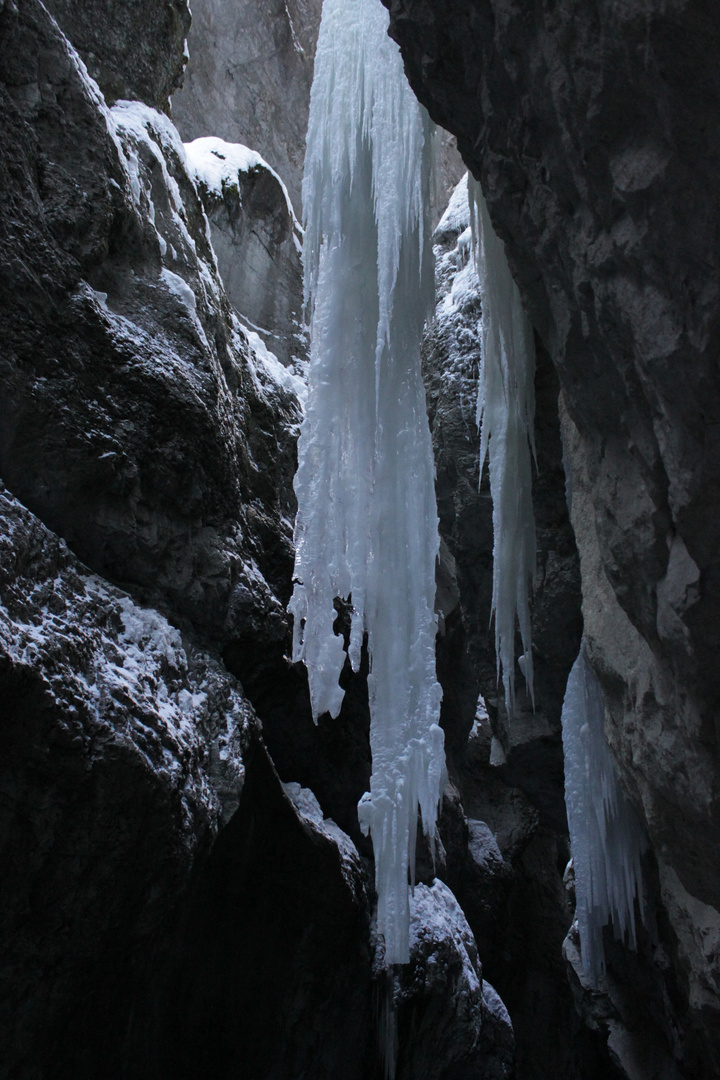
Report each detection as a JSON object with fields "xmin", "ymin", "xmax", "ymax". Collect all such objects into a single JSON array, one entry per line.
[
  {"xmin": 468, "ymin": 177, "xmax": 537, "ymax": 714},
  {"xmin": 561, "ymin": 644, "xmax": 647, "ymax": 983},
  {"xmin": 289, "ymin": 0, "xmax": 446, "ymax": 965}
]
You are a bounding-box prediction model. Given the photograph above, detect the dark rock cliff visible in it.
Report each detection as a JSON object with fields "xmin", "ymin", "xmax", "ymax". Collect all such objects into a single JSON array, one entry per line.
[
  {"xmin": 43, "ymin": 0, "xmax": 191, "ymax": 111},
  {"xmin": 0, "ymin": 2, "xmax": 521, "ymax": 1077},
  {"xmin": 3, "ymin": 0, "xmax": 719, "ymax": 1076},
  {"xmin": 383, "ymin": 0, "xmax": 720, "ymax": 1074}
]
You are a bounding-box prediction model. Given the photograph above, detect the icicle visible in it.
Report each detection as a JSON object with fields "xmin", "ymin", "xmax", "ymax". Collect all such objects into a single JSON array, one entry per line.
[
  {"xmin": 289, "ymin": 0, "xmax": 446, "ymax": 966},
  {"xmin": 468, "ymin": 176, "xmax": 537, "ymax": 715},
  {"xmin": 561, "ymin": 643, "xmax": 647, "ymax": 983}
]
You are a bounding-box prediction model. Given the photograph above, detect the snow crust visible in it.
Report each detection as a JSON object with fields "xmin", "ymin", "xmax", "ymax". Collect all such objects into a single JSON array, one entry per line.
[
  {"xmin": 289, "ymin": 0, "xmax": 445, "ymax": 965},
  {"xmin": 561, "ymin": 643, "xmax": 647, "ymax": 982},
  {"xmin": 468, "ymin": 177, "xmax": 537, "ymax": 715}
]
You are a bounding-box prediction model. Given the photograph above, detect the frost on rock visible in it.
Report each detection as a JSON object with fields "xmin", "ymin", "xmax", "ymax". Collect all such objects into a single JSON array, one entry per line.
[
  {"xmin": 289, "ymin": 0, "xmax": 445, "ymax": 965},
  {"xmin": 0, "ymin": 486, "xmax": 252, "ymax": 829},
  {"xmin": 468, "ymin": 176, "xmax": 537, "ymax": 716},
  {"xmin": 389, "ymin": 880, "xmax": 514, "ymax": 1079},
  {"xmin": 561, "ymin": 643, "xmax": 647, "ymax": 983}
]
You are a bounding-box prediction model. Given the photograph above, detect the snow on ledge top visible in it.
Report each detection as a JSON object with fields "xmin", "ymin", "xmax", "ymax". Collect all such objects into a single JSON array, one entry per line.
[
  {"xmin": 184, "ymin": 136, "xmax": 300, "ymax": 230},
  {"xmin": 434, "ymin": 171, "xmax": 470, "ymax": 240}
]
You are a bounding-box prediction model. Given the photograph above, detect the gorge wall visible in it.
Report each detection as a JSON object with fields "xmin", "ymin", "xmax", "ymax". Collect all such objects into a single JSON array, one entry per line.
[
  {"xmin": 382, "ymin": 0, "xmax": 720, "ymax": 1074},
  {"xmin": 0, "ymin": 0, "xmax": 718, "ymax": 1078}
]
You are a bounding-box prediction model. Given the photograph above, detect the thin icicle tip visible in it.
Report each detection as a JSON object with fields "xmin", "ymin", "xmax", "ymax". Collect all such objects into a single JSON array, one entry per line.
[
  {"xmin": 468, "ymin": 175, "xmax": 537, "ymax": 715},
  {"xmin": 291, "ymin": 0, "xmax": 445, "ymax": 968}
]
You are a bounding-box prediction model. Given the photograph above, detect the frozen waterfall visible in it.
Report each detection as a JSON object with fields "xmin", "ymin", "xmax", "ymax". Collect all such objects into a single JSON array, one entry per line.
[
  {"xmin": 289, "ymin": 0, "xmax": 446, "ymax": 965},
  {"xmin": 468, "ymin": 177, "xmax": 537, "ymax": 714},
  {"xmin": 561, "ymin": 644, "xmax": 647, "ymax": 983}
]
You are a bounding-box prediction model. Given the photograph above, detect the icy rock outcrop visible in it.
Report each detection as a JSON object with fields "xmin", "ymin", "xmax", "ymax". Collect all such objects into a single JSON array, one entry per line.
[
  {"xmin": 290, "ymin": 0, "xmax": 444, "ymax": 965},
  {"xmin": 186, "ymin": 137, "xmax": 306, "ymax": 368},
  {"xmin": 392, "ymin": 880, "xmax": 514, "ymax": 1080},
  {"xmin": 0, "ymin": 484, "xmax": 252, "ymax": 1073}
]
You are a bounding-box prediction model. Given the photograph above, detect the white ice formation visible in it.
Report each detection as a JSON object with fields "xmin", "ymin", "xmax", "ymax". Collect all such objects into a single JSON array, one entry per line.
[
  {"xmin": 561, "ymin": 643, "xmax": 647, "ymax": 983},
  {"xmin": 289, "ymin": 0, "xmax": 445, "ymax": 965},
  {"xmin": 468, "ymin": 176, "xmax": 537, "ymax": 714}
]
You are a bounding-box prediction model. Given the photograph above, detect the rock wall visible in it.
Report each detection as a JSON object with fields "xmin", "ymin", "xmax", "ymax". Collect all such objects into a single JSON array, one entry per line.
[
  {"xmin": 0, "ymin": 2, "xmax": 521, "ymax": 1077},
  {"xmin": 382, "ymin": 0, "xmax": 720, "ymax": 1073},
  {"xmin": 172, "ymin": 0, "xmax": 323, "ymax": 212},
  {"xmin": 43, "ymin": 0, "xmax": 191, "ymax": 110}
]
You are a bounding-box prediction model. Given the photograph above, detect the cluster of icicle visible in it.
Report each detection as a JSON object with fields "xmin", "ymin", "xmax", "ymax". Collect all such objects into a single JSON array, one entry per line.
[
  {"xmin": 289, "ymin": 0, "xmax": 446, "ymax": 966},
  {"xmin": 561, "ymin": 643, "xmax": 647, "ymax": 983},
  {"xmin": 468, "ymin": 177, "xmax": 537, "ymax": 714}
]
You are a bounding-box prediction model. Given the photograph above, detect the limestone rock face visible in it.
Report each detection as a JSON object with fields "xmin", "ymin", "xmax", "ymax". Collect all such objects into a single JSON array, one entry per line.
[
  {"xmin": 172, "ymin": 0, "xmax": 323, "ymax": 212},
  {"xmin": 43, "ymin": 0, "xmax": 191, "ymax": 110},
  {"xmin": 394, "ymin": 880, "xmax": 515, "ymax": 1080},
  {"xmin": 186, "ymin": 137, "xmax": 306, "ymax": 368},
  {"xmin": 383, "ymin": 0, "xmax": 720, "ymax": 1072},
  {"xmin": 0, "ymin": 485, "xmax": 252, "ymax": 1075},
  {"xmin": 0, "ymin": 0, "xmax": 301, "ymax": 658}
]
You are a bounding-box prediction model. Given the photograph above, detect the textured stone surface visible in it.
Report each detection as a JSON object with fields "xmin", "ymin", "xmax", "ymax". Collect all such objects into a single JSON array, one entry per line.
[
  {"xmin": 187, "ymin": 139, "xmax": 307, "ymax": 368},
  {"xmin": 123, "ymin": 739, "xmax": 380, "ymax": 1080},
  {"xmin": 0, "ymin": 0, "xmax": 301, "ymax": 658},
  {"xmin": 394, "ymin": 880, "xmax": 515, "ymax": 1080},
  {"xmin": 0, "ymin": 485, "xmax": 252, "ymax": 1076},
  {"xmin": 172, "ymin": 0, "xmax": 323, "ymax": 211},
  {"xmin": 425, "ymin": 176, "xmax": 581, "ymax": 828},
  {"xmin": 383, "ymin": 0, "xmax": 720, "ymax": 1073},
  {"xmin": 0, "ymin": 10, "xmax": 521, "ymax": 1078},
  {"xmin": 44, "ymin": 0, "xmax": 191, "ymax": 110}
]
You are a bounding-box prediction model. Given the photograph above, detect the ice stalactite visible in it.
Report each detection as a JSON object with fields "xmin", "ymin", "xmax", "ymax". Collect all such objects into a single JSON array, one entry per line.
[
  {"xmin": 468, "ymin": 177, "xmax": 537, "ymax": 715},
  {"xmin": 561, "ymin": 643, "xmax": 647, "ymax": 983},
  {"xmin": 289, "ymin": 0, "xmax": 446, "ymax": 965}
]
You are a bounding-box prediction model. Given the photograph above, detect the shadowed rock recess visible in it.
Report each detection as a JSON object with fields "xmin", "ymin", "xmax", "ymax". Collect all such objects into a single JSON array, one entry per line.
[{"xmin": 1, "ymin": 0, "xmax": 719, "ymax": 1077}]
